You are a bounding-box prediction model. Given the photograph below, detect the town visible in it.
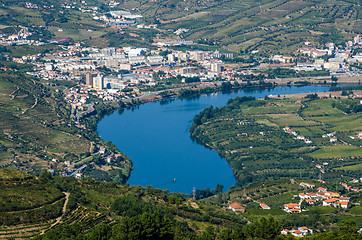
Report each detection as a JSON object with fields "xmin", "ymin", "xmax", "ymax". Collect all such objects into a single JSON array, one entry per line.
[{"xmin": 3, "ymin": 24, "xmax": 362, "ymax": 124}]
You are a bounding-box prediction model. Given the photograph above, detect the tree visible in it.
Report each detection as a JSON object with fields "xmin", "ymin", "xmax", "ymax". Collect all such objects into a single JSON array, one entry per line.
[
  {"xmin": 338, "ymin": 221, "xmax": 359, "ymax": 239},
  {"xmin": 243, "ymin": 217, "xmax": 281, "ymax": 240},
  {"xmin": 218, "ymin": 228, "xmax": 233, "ymax": 240}
]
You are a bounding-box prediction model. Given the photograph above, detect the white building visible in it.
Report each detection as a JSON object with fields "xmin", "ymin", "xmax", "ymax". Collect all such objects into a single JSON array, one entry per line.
[
  {"xmin": 211, "ymin": 61, "xmax": 222, "ymax": 73},
  {"xmin": 93, "ymin": 74, "xmax": 104, "ymax": 90}
]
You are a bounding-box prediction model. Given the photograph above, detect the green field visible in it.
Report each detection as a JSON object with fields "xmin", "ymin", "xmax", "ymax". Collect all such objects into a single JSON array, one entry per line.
[
  {"xmin": 337, "ymin": 162, "xmax": 362, "ymax": 171},
  {"xmin": 308, "ymin": 145, "xmax": 362, "ymax": 159}
]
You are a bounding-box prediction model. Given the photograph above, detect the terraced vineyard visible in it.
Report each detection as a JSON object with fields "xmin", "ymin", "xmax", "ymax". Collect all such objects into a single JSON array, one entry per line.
[
  {"xmin": 0, "ymin": 71, "xmax": 93, "ymax": 173},
  {"xmin": 0, "ymin": 169, "xmax": 249, "ymax": 239},
  {"xmin": 137, "ymin": 0, "xmax": 362, "ymax": 53},
  {"xmin": 1, "ymin": 0, "xmax": 360, "ymax": 53},
  {"xmin": 190, "ymin": 96, "xmax": 362, "ymax": 186}
]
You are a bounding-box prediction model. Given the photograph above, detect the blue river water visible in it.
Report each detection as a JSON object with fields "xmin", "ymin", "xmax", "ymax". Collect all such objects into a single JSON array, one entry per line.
[{"xmin": 97, "ymin": 85, "xmax": 330, "ymax": 194}]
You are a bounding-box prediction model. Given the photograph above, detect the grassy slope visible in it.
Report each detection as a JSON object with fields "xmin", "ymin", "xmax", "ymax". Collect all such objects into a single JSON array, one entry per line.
[{"xmin": 190, "ymin": 97, "xmax": 362, "ymax": 186}]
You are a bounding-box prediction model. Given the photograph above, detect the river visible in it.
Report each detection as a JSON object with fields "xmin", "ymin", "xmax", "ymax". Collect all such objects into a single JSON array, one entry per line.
[{"xmin": 97, "ymin": 85, "xmax": 331, "ymax": 194}]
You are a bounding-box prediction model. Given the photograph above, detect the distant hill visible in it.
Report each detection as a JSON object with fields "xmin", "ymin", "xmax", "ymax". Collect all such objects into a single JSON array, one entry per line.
[{"xmin": 0, "ymin": 0, "xmax": 360, "ymax": 53}]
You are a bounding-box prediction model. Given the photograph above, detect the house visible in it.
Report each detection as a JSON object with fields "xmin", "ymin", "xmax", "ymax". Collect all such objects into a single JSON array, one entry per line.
[
  {"xmin": 305, "ymin": 199, "xmax": 315, "ymax": 205},
  {"xmin": 323, "ymin": 198, "xmax": 339, "ymax": 207},
  {"xmin": 228, "ymin": 203, "xmax": 245, "ymax": 213},
  {"xmin": 330, "ymin": 137, "xmax": 337, "ymax": 142},
  {"xmin": 299, "ymin": 193, "xmax": 307, "ymax": 200},
  {"xmin": 300, "ymin": 182, "xmax": 315, "ymax": 189},
  {"xmin": 299, "ymin": 192, "xmax": 317, "ymax": 201},
  {"xmin": 297, "ymin": 135, "xmax": 305, "ymax": 140},
  {"xmin": 306, "ymin": 192, "xmax": 318, "ymax": 199},
  {"xmin": 106, "ymin": 156, "xmax": 113, "ymax": 163},
  {"xmin": 292, "ymin": 230, "xmax": 304, "ymax": 237},
  {"xmin": 339, "ymin": 201, "xmax": 349, "ymax": 209},
  {"xmin": 260, "ymin": 203, "xmax": 270, "ymax": 209},
  {"xmin": 75, "ymin": 173, "xmax": 83, "ymax": 179},
  {"xmin": 284, "ymin": 203, "xmax": 301, "ymax": 213},
  {"xmin": 282, "ymin": 227, "xmax": 313, "ymax": 237},
  {"xmin": 352, "ymin": 187, "xmax": 360, "ymax": 192},
  {"xmin": 350, "ymin": 179, "xmax": 359, "ymax": 183},
  {"xmin": 324, "ymin": 191, "xmax": 340, "ymax": 198},
  {"xmin": 317, "ymin": 187, "xmax": 327, "ymax": 192}
]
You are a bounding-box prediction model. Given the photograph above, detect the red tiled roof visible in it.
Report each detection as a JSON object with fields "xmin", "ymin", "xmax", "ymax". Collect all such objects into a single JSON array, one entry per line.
[
  {"xmin": 260, "ymin": 203, "xmax": 269, "ymax": 208},
  {"xmin": 229, "ymin": 202, "xmax": 244, "ymax": 209},
  {"xmin": 290, "ymin": 208, "xmax": 301, "ymax": 212},
  {"xmin": 284, "ymin": 203, "xmax": 300, "ymax": 208},
  {"xmin": 323, "ymin": 198, "xmax": 339, "ymax": 203}
]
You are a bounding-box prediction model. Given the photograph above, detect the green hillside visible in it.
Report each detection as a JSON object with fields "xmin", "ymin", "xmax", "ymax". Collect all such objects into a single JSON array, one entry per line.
[
  {"xmin": 0, "ymin": 168, "xmax": 248, "ymax": 239},
  {"xmin": 0, "ymin": 169, "xmax": 360, "ymax": 239},
  {"xmin": 0, "ymin": 0, "xmax": 360, "ymax": 53},
  {"xmin": 190, "ymin": 96, "xmax": 362, "ymax": 186},
  {"xmin": 0, "ymin": 67, "xmax": 131, "ymax": 182}
]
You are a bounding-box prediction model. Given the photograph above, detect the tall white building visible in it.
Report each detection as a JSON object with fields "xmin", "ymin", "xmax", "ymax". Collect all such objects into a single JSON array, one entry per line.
[
  {"xmin": 211, "ymin": 62, "xmax": 222, "ymax": 73},
  {"xmin": 93, "ymin": 74, "xmax": 104, "ymax": 90}
]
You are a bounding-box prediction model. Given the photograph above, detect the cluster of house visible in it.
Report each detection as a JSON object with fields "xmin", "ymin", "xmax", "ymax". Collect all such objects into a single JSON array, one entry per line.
[
  {"xmin": 283, "ymin": 127, "xmax": 313, "ymax": 144},
  {"xmin": 298, "ymin": 183, "xmax": 351, "ymax": 209},
  {"xmin": 281, "ymin": 227, "xmax": 313, "ymax": 237},
  {"xmin": 341, "ymin": 178, "xmax": 362, "ymax": 192},
  {"xmin": 321, "ymin": 132, "xmax": 338, "ymax": 143},
  {"xmin": 61, "ymin": 0, "xmax": 99, "ymax": 14},
  {"xmin": 92, "ymin": 10, "xmax": 143, "ymax": 29},
  {"xmin": 65, "ymin": 86, "xmax": 90, "ymax": 109},
  {"xmin": 174, "ymin": 28, "xmax": 189, "ymax": 35},
  {"xmin": 349, "ymin": 132, "xmax": 362, "ymax": 140},
  {"xmin": 65, "ymin": 84, "xmax": 128, "ymax": 118},
  {"xmin": 283, "ymin": 203, "xmax": 301, "ymax": 213},
  {"xmin": 0, "ymin": 27, "xmax": 36, "ymax": 46},
  {"xmin": 273, "ymin": 35, "xmax": 361, "ymax": 76},
  {"xmin": 13, "ymin": 53, "xmax": 42, "ymax": 64},
  {"xmin": 25, "ymin": 2, "xmax": 39, "ymax": 9},
  {"xmin": 228, "ymin": 202, "xmax": 315, "ymax": 237}
]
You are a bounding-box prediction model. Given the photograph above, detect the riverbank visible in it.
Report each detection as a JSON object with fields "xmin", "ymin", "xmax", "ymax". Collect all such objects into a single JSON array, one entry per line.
[{"xmin": 122, "ymin": 75, "xmax": 361, "ymax": 107}]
